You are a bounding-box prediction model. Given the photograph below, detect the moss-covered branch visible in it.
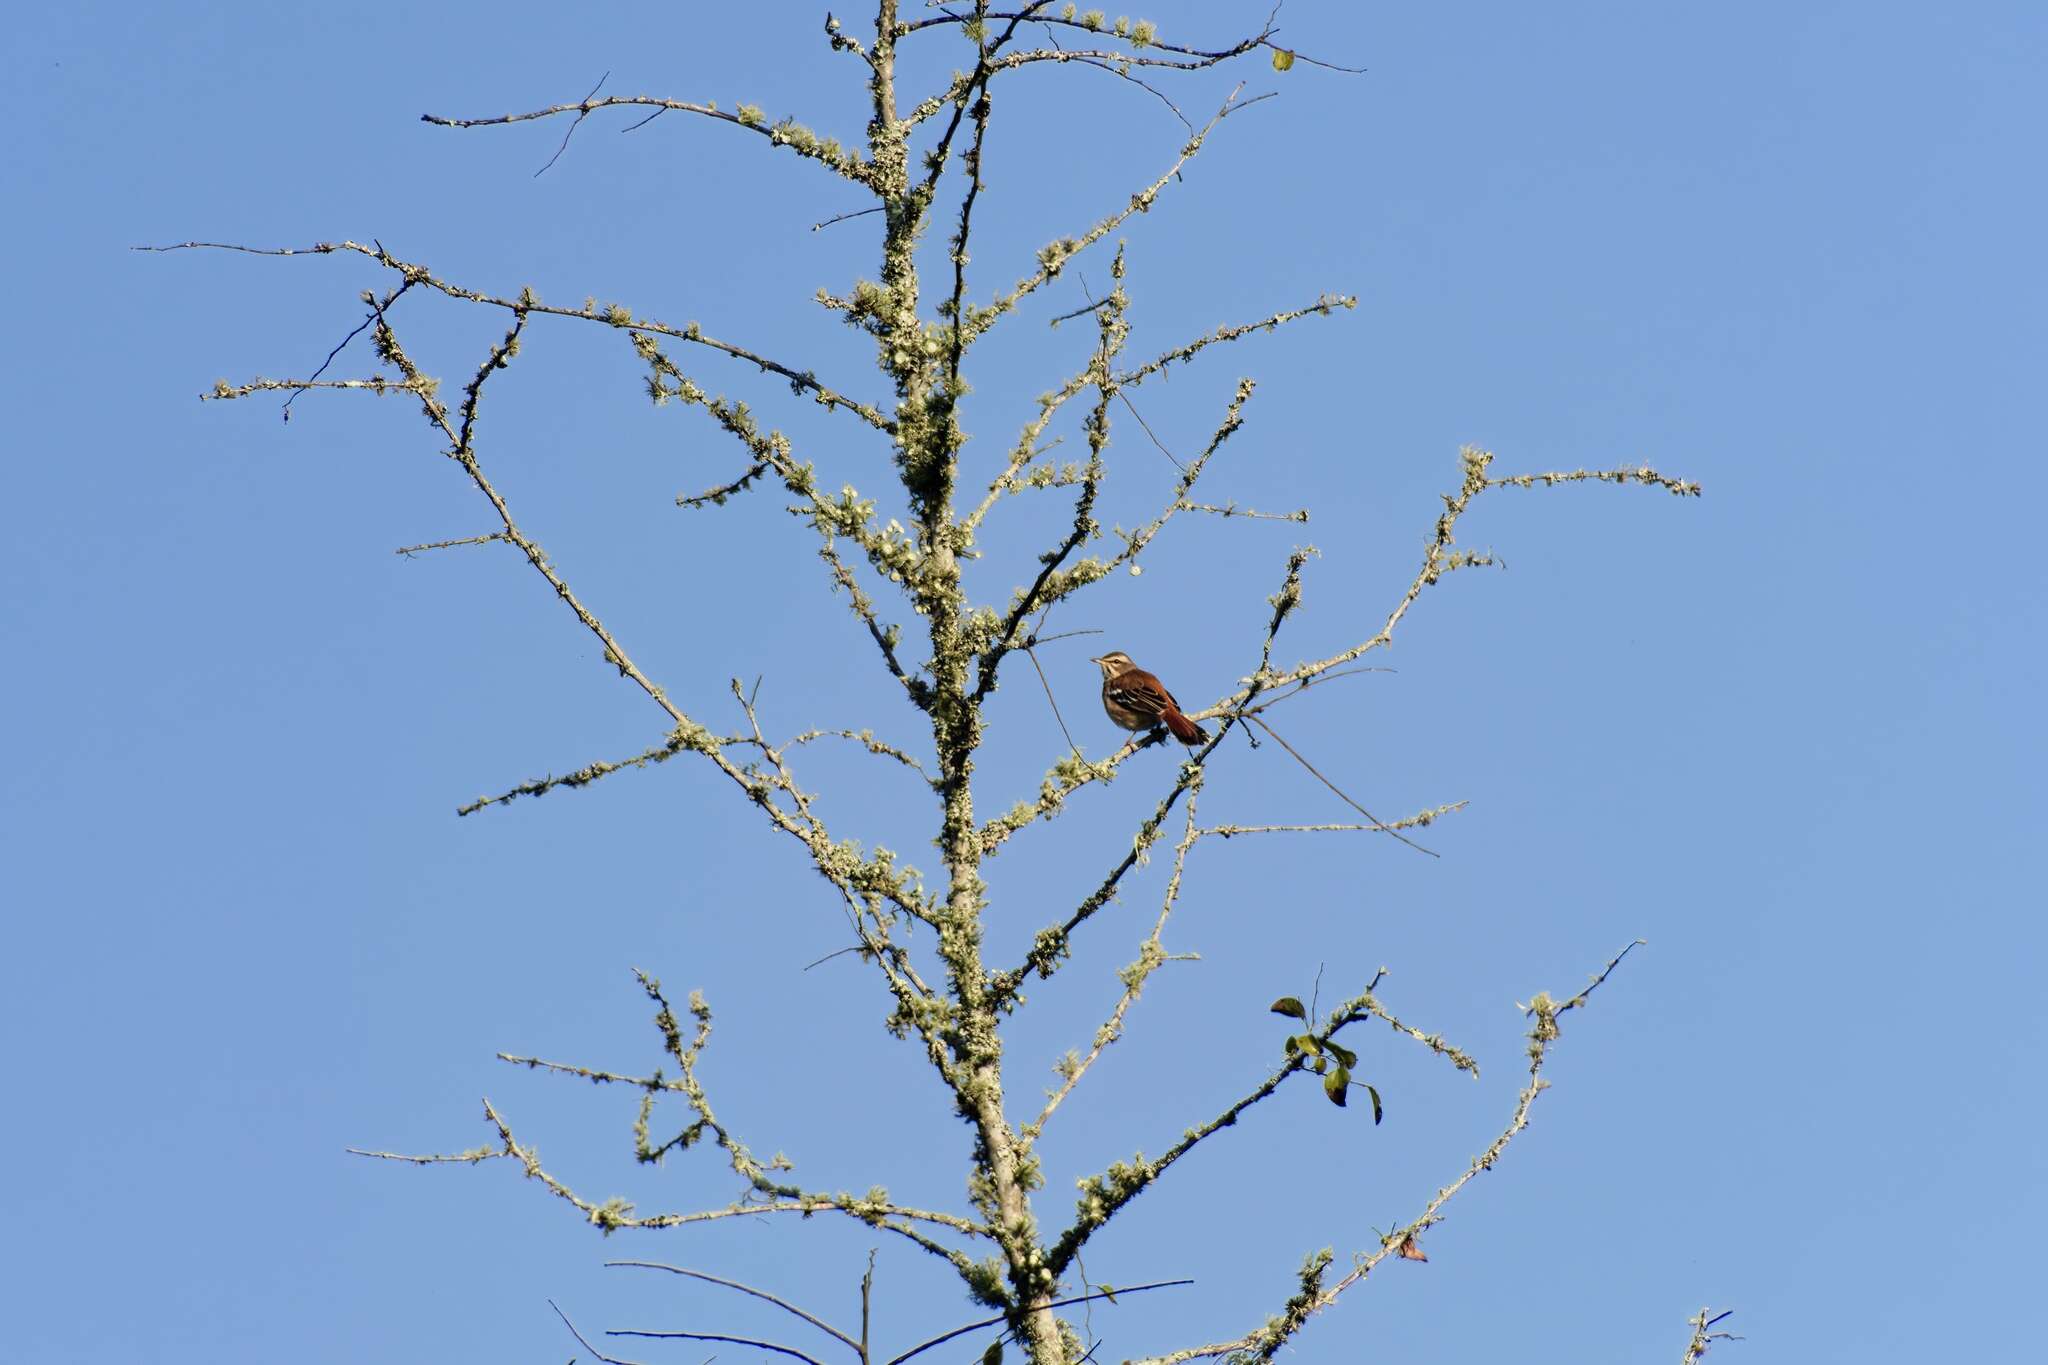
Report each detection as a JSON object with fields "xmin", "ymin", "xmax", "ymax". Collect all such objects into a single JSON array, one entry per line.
[{"xmin": 173, "ymin": 6, "xmax": 1704, "ymax": 1358}]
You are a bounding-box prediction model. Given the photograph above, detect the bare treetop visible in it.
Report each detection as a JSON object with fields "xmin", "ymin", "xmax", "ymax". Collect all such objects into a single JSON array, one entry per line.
[{"xmin": 156, "ymin": 4, "xmax": 1705, "ymax": 1361}]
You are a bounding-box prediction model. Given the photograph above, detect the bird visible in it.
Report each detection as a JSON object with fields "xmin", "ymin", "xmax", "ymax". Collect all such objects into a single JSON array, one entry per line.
[{"xmin": 1090, "ymin": 651, "xmax": 1209, "ymax": 745}]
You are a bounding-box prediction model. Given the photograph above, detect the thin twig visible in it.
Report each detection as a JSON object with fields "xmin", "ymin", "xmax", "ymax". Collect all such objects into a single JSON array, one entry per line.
[
  {"xmin": 607, "ymin": 1327, "xmax": 827, "ymax": 1365},
  {"xmin": 605, "ymin": 1263, "xmax": 859, "ymax": 1353},
  {"xmin": 420, "ymin": 94, "xmax": 870, "ymax": 185},
  {"xmin": 1019, "ymin": 607, "xmax": 1095, "ymax": 762},
  {"xmin": 880, "ymin": 1280, "xmax": 1194, "ymax": 1365},
  {"xmin": 1119, "ymin": 391, "xmax": 1185, "ymax": 471},
  {"xmin": 534, "ymin": 71, "xmax": 610, "ymax": 175},
  {"xmin": 1179, "ymin": 499, "xmax": 1306, "ymax": 523},
  {"xmin": 813, "ymin": 205, "xmax": 885, "ymax": 232},
  {"xmin": 1116, "ymin": 294, "xmax": 1356, "ymax": 389},
  {"xmin": 284, "ymin": 280, "xmax": 411, "ymax": 421},
  {"xmin": 1244, "ymin": 714, "xmax": 1437, "ymax": 857},
  {"xmin": 1025, "ymin": 644, "xmax": 1085, "ymax": 763},
  {"xmin": 1200, "ymin": 801, "xmax": 1468, "ymax": 839},
  {"xmin": 149, "ymin": 237, "xmax": 896, "ymax": 432},
  {"xmin": 551, "ymin": 1299, "xmax": 649, "ymax": 1365},
  {"xmin": 393, "ymin": 532, "xmax": 508, "ymax": 557},
  {"xmin": 1048, "ymin": 296, "xmax": 1114, "ymax": 326}
]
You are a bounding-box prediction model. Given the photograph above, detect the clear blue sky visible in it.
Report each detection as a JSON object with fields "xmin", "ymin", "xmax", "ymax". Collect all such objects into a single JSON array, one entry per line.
[{"xmin": 3, "ymin": 3, "xmax": 2041, "ymax": 1360}]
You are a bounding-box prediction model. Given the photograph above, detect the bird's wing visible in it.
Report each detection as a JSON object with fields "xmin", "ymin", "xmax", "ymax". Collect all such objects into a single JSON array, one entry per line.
[{"xmin": 1107, "ymin": 672, "xmax": 1169, "ymax": 717}]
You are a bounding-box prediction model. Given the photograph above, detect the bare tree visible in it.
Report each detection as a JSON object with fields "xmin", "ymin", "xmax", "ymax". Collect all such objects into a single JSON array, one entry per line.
[{"xmin": 152, "ymin": 6, "xmax": 1711, "ymax": 1362}]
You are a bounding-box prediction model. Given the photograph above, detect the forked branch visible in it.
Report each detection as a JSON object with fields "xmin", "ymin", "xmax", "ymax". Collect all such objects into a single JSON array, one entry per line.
[{"xmin": 349, "ymin": 971, "xmax": 983, "ymax": 1272}]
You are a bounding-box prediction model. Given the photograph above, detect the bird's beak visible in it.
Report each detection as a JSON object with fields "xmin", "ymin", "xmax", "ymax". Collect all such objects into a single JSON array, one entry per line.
[{"xmin": 1088, "ymin": 655, "xmax": 1105, "ymax": 665}]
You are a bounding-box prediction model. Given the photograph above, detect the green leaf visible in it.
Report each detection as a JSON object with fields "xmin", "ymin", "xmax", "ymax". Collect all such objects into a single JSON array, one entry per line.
[
  {"xmin": 1366, "ymin": 1082, "xmax": 1383, "ymax": 1125},
  {"xmin": 982, "ymin": 1341, "xmax": 1004, "ymax": 1365},
  {"xmin": 1325, "ymin": 1040, "xmax": 1358, "ymax": 1070},
  {"xmin": 1270, "ymin": 996, "xmax": 1308, "ymax": 1021},
  {"xmin": 1295, "ymin": 1034, "xmax": 1321, "ymax": 1057},
  {"xmin": 1271, "ymin": 47, "xmax": 1296, "ymax": 72},
  {"xmin": 1325, "ymin": 1065, "xmax": 1350, "ymax": 1106},
  {"xmin": 1097, "ymin": 1283, "xmax": 1118, "ymax": 1305},
  {"xmin": 1283, "ymin": 1035, "xmax": 1301, "ymax": 1057}
]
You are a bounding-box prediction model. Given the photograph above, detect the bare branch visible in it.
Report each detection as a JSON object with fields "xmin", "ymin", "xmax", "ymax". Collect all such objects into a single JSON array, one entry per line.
[
  {"xmin": 531, "ymin": 71, "xmax": 611, "ymax": 176},
  {"xmin": 606, "ymin": 1262, "xmax": 861, "ymax": 1354},
  {"xmin": 1244, "ymin": 714, "xmax": 1438, "ymax": 857},
  {"xmin": 1114, "ymin": 295, "xmax": 1355, "ymax": 389},
  {"xmin": 154, "ymin": 238, "xmax": 895, "ymax": 432},
  {"xmin": 814, "ymin": 204, "xmax": 886, "ymax": 232},
  {"xmin": 785, "ymin": 727, "xmax": 934, "ymax": 782},
  {"xmin": 284, "ymin": 280, "xmax": 415, "ymax": 420},
  {"xmin": 881, "ymin": 1280, "xmax": 1195, "ymax": 1365},
  {"xmin": 1021, "ymin": 632, "xmax": 1088, "ymax": 763},
  {"xmin": 422, "ymin": 93, "xmax": 872, "ymax": 185},
  {"xmin": 899, "ymin": 6, "xmax": 1357, "ymax": 81},
  {"xmin": 456, "ymin": 729, "xmax": 699, "ymax": 816},
  {"xmin": 607, "ymin": 1326, "xmax": 830, "ymax": 1365},
  {"xmin": 679, "ymin": 460, "xmax": 773, "ymax": 509},
  {"xmin": 1200, "ymin": 801, "xmax": 1468, "ymax": 839},
  {"xmin": 899, "ymin": 8, "xmax": 1274, "ymax": 57},
  {"xmin": 1200, "ymin": 448, "xmax": 1702, "ymax": 715},
  {"xmin": 204, "ymin": 375, "xmax": 431, "ymax": 401},
  {"xmin": 393, "ymin": 532, "xmax": 508, "ymax": 557},
  {"xmin": 552, "ymin": 1299, "xmax": 650, "ymax": 1365},
  {"xmin": 1325, "ymin": 992, "xmax": 1480, "ymax": 1080},
  {"xmin": 351, "ymin": 1094, "xmax": 979, "ymax": 1268},
  {"xmin": 1048, "ymin": 51, "xmax": 1197, "ymax": 133},
  {"xmin": 1178, "ymin": 500, "xmax": 1307, "ymax": 522},
  {"xmin": 1116, "ymin": 390, "xmax": 1186, "ymax": 470}
]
